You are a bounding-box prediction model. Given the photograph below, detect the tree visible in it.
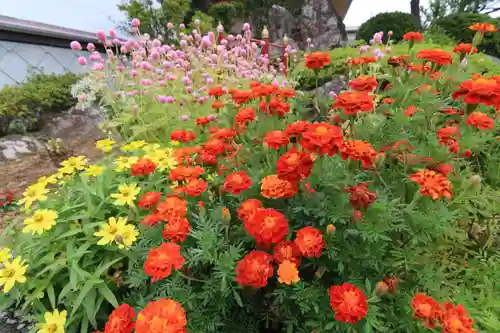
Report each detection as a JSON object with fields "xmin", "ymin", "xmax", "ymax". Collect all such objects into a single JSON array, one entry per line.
[
  {"xmin": 411, "ymin": 0, "xmax": 421, "ymax": 27},
  {"xmin": 118, "ymin": 0, "xmax": 192, "ymax": 37},
  {"xmin": 421, "ymin": 0, "xmax": 500, "ymax": 25}
]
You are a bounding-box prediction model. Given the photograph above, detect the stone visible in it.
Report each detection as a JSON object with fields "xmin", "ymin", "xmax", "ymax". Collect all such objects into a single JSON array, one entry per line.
[
  {"xmin": 1, "ymin": 147, "xmax": 17, "ymax": 160},
  {"xmin": 313, "ymin": 76, "xmax": 348, "ymax": 97},
  {"xmin": 267, "ymin": 1, "xmax": 345, "ymax": 51},
  {"xmin": 300, "ymin": 0, "xmax": 343, "ymax": 50}
]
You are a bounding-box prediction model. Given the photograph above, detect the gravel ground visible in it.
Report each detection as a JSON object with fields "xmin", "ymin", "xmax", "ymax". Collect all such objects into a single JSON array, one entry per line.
[{"xmin": 0, "ymin": 311, "xmax": 32, "ymax": 333}]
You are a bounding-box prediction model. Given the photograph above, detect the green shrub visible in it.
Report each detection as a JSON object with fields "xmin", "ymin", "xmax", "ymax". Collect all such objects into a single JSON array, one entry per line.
[
  {"xmin": 0, "ymin": 72, "xmax": 79, "ymax": 136},
  {"xmin": 356, "ymin": 12, "xmax": 421, "ymax": 43},
  {"xmin": 433, "ymin": 12, "xmax": 500, "ymax": 57},
  {"xmin": 208, "ymin": 1, "xmax": 242, "ymax": 31}
]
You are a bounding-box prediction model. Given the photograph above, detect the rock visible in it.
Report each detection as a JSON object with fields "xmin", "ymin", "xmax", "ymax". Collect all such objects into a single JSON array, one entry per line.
[
  {"xmin": 0, "ymin": 310, "xmax": 32, "ymax": 333},
  {"xmin": 267, "ymin": 1, "xmax": 345, "ymax": 52},
  {"xmin": 0, "ymin": 136, "xmax": 43, "ymax": 160},
  {"xmin": 269, "ymin": 38, "xmax": 300, "ymax": 59},
  {"xmin": 300, "ymin": 0, "xmax": 343, "ymax": 50},
  {"xmin": 313, "ymin": 76, "xmax": 348, "ymax": 97}
]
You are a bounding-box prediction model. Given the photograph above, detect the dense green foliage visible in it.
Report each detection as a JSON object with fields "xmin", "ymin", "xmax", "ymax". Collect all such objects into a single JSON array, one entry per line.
[
  {"xmin": 0, "ymin": 72, "xmax": 78, "ymax": 136},
  {"xmin": 433, "ymin": 12, "xmax": 500, "ymax": 57},
  {"xmin": 356, "ymin": 12, "xmax": 421, "ymax": 43}
]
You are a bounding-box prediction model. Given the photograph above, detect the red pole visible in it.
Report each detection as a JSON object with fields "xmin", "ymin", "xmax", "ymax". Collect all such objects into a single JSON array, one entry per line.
[{"xmin": 261, "ymin": 26, "xmax": 269, "ymax": 59}]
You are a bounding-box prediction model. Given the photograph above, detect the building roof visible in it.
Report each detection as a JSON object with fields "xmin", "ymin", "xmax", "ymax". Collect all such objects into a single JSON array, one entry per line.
[{"xmin": 0, "ymin": 14, "xmax": 96, "ymax": 42}]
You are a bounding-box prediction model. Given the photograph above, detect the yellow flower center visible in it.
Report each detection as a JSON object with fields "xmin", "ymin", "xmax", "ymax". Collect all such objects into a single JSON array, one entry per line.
[
  {"xmin": 34, "ymin": 215, "xmax": 44, "ymax": 223},
  {"xmin": 47, "ymin": 323, "xmax": 58, "ymax": 333},
  {"xmin": 343, "ymin": 291, "xmax": 360, "ymax": 308},
  {"xmin": 315, "ymin": 126, "xmax": 328, "ymax": 135}
]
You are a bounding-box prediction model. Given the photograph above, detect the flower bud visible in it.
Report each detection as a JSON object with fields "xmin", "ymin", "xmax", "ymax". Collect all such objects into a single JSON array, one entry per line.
[
  {"xmin": 375, "ymin": 281, "xmax": 389, "ymax": 296},
  {"xmin": 327, "ymin": 224, "xmax": 335, "ymax": 234}
]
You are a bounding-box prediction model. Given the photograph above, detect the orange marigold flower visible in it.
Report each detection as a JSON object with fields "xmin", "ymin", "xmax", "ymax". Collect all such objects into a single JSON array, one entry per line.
[
  {"xmin": 409, "ymin": 169, "xmax": 453, "ymax": 200},
  {"xmin": 305, "ymin": 52, "xmax": 331, "ymax": 70},
  {"xmin": 170, "ymin": 130, "xmax": 196, "ymax": 143},
  {"xmin": 417, "ymin": 49, "xmax": 453, "ymax": 66},
  {"xmin": 182, "ymin": 179, "xmax": 208, "ymax": 197},
  {"xmin": 104, "ymin": 304, "xmax": 135, "ymax": 333},
  {"xmin": 223, "ymin": 171, "xmax": 253, "ymax": 194},
  {"xmin": 196, "ymin": 116, "xmax": 210, "ymax": 126},
  {"xmin": 141, "ymin": 211, "xmax": 163, "ymax": 226},
  {"xmin": 156, "ymin": 195, "xmax": 187, "ymax": 221},
  {"xmin": 211, "ymin": 100, "xmax": 225, "ymax": 109},
  {"xmin": 349, "ymin": 56, "xmax": 377, "ymax": 65},
  {"xmin": 440, "ymin": 302, "xmax": 477, "ymax": 333},
  {"xmin": 278, "ymin": 87, "xmax": 296, "ymax": 98},
  {"xmin": 173, "ymin": 146, "xmax": 201, "ymax": 165},
  {"xmin": 465, "ymin": 111, "xmax": 494, "ymax": 130},
  {"xmin": 469, "ymin": 22, "xmax": 497, "ymax": 33},
  {"xmin": 403, "ymin": 31, "xmax": 424, "ymax": 42},
  {"xmin": 333, "ymin": 91, "xmax": 374, "ymax": 115},
  {"xmin": 276, "ymin": 148, "xmax": 314, "ymax": 182},
  {"xmin": 244, "ymin": 208, "xmax": 289, "ymax": 246},
  {"xmin": 260, "ymin": 174, "xmax": 298, "ymax": 199},
  {"xmin": 411, "ymin": 293, "xmax": 442, "ymax": 329},
  {"xmin": 231, "ymin": 90, "xmax": 253, "ymax": 104},
  {"xmin": 345, "ymin": 183, "xmax": 377, "ymax": 211},
  {"xmin": 235, "ymin": 107, "xmax": 256, "ymax": 125},
  {"xmin": 208, "ymin": 85, "xmax": 225, "ymax": 97},
  {"xmin": 329, "ymin": 283, "xmax": 368, "ymax": 324},
  {"xmin": 404, "ymin": 105, "xmax": 419, "ymax": 117},
  {"xmin": 211, "ymin": 128, "xmax": 237, "ymax": 141},
  {"xmin": 235, "ymin": 250, "xmax": 274, "ymax": 288},
  {"xmin": 131, "ymin": 158, "xmax": 157, "ymax": 176},
  {"xmin": 348, "ymin": 76, "xmax": 378, "ymax": 92},
  {"xmin": 138, "ymin": 191, "xmax": 162, "ymax": 210},
  {"xmin": 259, "ymin": 98, "xmax": 291, "ymax": 117},
  {"xmin": 135, "ymin": 299, "xmax": 187, "ymax": 333},
  {"xmin": 252, "ymin": 84, "xmax": 278, "ymax": 97},
  {"xmin": 453, "ymin": 43, "xmax": 478, "ymax": 55},
  {"xmin": 144, "ymin": 242, "xmax": 185, "ymax": 282},
  {"xmin": 169, "ymin": 166, "xmax": 205, "ymax": 182},
  {"xmin": 273, "ymin": 240, "xmax": 301, "ymax": 266},
  {"xmin": 452, "ymin": 78, "xmax": 500, "ymax": 107},
  {"xmin": 285, "ymin": 120, "xmax": 310, "ymax": 137},
  {"xmin": 436, "ymin": 126, "xmax": 460, "ymax": 146},
  {"xmin": 264, "ymin": 130, "xmax": 290, "ymax": 150},
  {"xmin": 300, "ymin": 122, "xmax": 343, "ymax": 156},
  {"xmin": 383, "ymin": 276, "xmax": 400, "ymax": 295},
  {"xmin": 202, "ymin": 138, "xmax": 228, "ymax": 156},
  {"xmin": 162, "ymin": 218, "xmax": 191, "ymax": 243},
  {"xmin": 294, "ymin": 226, "xmax": 325, "ymax": 258},
  {"xmin": 340, "ymin": 140, "xmax": 377, "ymax": 167},
  {"xmin": 388, "ymin": 55, "xmax": 410, "ymax": 67},
  {"xmin": 277, "ymin": 260, "xmax": 300, "ymax": 285},
  {"xmin": 237, "ymin": 199, "xmax": 263, "ymax": 222}
]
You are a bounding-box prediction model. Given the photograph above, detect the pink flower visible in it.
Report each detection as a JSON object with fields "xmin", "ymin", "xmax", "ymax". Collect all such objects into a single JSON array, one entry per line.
[
  {"xmin": 180, "ymin": 23, "xmax": 185, "ymax": 29},
  {"xmin": 167, "ymin": 22, "xmax": 174, "ymax": 29},
  {"xmin": 243, "ymin": 23, "xmax": 251, "ymax": 31},
  {"xmin": 96, "ymin": 30, "xmax": 106, "ymax": 41},
  {"xmin": 78, "ymin": 56, "xmax": 87, "ymax": 65},
  {"xmin": 87, "ymin": 43, "xmax": 95, "ymax": 52},
  {"xmin": 70, "ymin": 41, "xmax": 82, "ymax": 50},
  {"xmin": 109, "ymin": 28, "xmax": 117, "ymax": 38},
  {"xmin": 131, "ymin": 18, "xmax": 141, "ymax": 27}
]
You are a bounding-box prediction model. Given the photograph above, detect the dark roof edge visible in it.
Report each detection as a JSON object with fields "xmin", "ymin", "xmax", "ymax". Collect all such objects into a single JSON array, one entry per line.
[{"xmin": 0, "ymin": 14, "xmax": 98, "ymax": 42}]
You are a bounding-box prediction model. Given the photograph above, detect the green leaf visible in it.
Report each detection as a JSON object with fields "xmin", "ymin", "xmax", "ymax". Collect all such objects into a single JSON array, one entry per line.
[
  {"xmin": 71, "ymin": 280, "xmax": 96, "ymax": 317},
  {"xmin": 94, "ymin": 256, "xmax": 124, "ymax": 278},
  {"xmin": 47, "ymin": 284, "xmax": 56, "ymax": 309},
  {"xmin": 83, "ymin": 288, "xmax": 97, "ymax": 328},
  {"xmin": 233, "ymin": 290, "xmax": 243, "ymax": 308},
  {"xmin": 55, "ymin": 229, "xmax": 83, "ymax": 241},
  {"xmin": 58, "ymin": 282, "xmax": 74, "ymax": 303},
  {"xmin": 79, "ymin": 314, "xmax": 89, "ymax": 333},
  {"xmin": 97, "ymin": 283, "xmax": 119, "ymax": 308},
  {"xmin": 325, "ymin": 322, "xmax": 335, "ymax": 330}
]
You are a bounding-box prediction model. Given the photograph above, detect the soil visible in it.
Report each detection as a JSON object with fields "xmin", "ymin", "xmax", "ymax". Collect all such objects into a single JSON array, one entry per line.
[{"xmin": 0, "ymin": 112, "xmax": 107, "ymax": 229}]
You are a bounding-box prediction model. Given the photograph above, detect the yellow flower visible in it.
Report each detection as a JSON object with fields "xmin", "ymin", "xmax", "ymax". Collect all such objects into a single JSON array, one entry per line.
[
  {"xmin": 142, "ymin": 143, "xmax": 161, "ymax": 154},
  {"xmin": 110, "ymin": 183, "xmax": 140, "ymax": 206},
  {"xmin": 36, "ymin": 175, "xmax": 58, "ymax": 187},
  {"xmin": 114, "ymin": 156, "xmax": 139, "ymax": 172},
  {"xmin": 83, "ymin": 165, "xmax": 104, "ymax": 177},
  {"xmin": 36, "ymin": 309, "xmax": 67, "ymax": 333},
  {"xmin": 0, "ymin": 248, "xmax": 11, "ymax": 263},
  {"xmin": 23, "ymin": 209, "xmax": 58, "ymax": 235},
  {"xmin": 121, "ymin": 140, "xmax": 146, "ymax": 152},
  {"xmin": 94, "ymin": 217, "xmax": 138, "ymax": 249},
  {"xmin": 170, "ymin": 140, "xmax": 180, "ymax": 146},
  {"xmin": 95, "ymin": 138, "xmax": 116, "ymax": 153},
  {"xmin": 146, "ymin": 148, "xmax": 177, "ymax": 172},
  {"xmin": 18, "ymin": 184, "xmax": 49, "ymax": 210},
  {"xmin": 59, "ymin": 156, "xmax": 88, "ymax": 174},
  {"xmin": 0, "ymin": 256, "xmax": 28, "ymax": 293}
]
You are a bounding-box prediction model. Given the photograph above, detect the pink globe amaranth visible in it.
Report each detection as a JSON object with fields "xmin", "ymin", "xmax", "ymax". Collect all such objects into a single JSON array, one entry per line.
[
  {"xmin": 180, "ymin": 23, "xmax": 185, "ymax": 29},
  {"xmin": 78, "ymin": 56, "xmax": 87, "ymax": 65},
  {"xmin": 70, "ymin": 41, "xmax": 82, "ymax": 50},
  {"xmin": 87, "ymin": 43, "xmax": 95, "ymax": 52},
  {"xmin": 109, "ymin": 28, "xmax": 117, "ymax": 38},
  {"xmin": 96, "ymin": 30, "xmax": 106, "ymax": 41},
  {"xmin": 181, "ymin": 115, "xmax": 189, "ymax": 121},
  {"xmin": 131, "ymin": 70, "xmax": 138, "ymax": 77},
  {"xmin": 167, "ymin": 22, "xmax": 174, "ymax": 29},
  {"xmin": 194, "ymin": 19, "xmax": 200, "ymax": 25},
  {"xmin": 93, "ymin": 63, "xmax": 104, "ymax": 70},
  {"xmin": 243, "ymin": 23, "xmax": 250, "ymax": 31},
  {"xmin": 131, "ymin": 18, "xmax": 140, "ymax": 27}
]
